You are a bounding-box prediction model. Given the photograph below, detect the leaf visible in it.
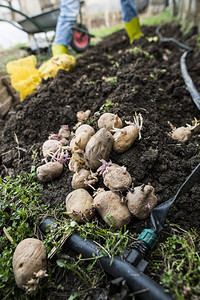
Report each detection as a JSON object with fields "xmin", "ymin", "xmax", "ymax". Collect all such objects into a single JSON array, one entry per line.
[{"xmin": 56, "ymin": 259, "xmax": 67, "ymax": 268}]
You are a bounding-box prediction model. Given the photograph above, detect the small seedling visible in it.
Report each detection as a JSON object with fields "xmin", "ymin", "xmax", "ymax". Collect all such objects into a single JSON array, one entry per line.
[{"xmin": 99, "ymin": 100, "xmax": 114, "ymax": 111}]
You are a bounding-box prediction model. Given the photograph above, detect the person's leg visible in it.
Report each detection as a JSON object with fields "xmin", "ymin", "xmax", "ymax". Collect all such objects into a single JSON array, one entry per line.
[
  {"xmin": 52, "ymin": 0, "xmax": 80, "ymax": 55},
  {"xmin": 120, "ymin": 0, "xmax": 143, "ymax": 43}
]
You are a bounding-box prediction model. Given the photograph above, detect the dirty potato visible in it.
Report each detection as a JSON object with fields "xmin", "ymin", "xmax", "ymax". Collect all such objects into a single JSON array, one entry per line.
[
  {"xmin": 42, "ymin": 139, "xmax": 62, "ymax": 158},
  {"xmin": 66, "ymin": 189, "xmax": 95, "ymax": 222},
  {"xmin": 58, "ymin": 125, "xmax": 70, "ymax": 139},
  {"xmin": 171, "ymin": 126, "xmax": 191, "ymax": 143},
  {"xmin": 102, "ymin": 164, "xmax": 132, "ymax": 191},
  {"xmin": 75, "ymin": 124, "xmax": 95, "ymax": 136},
  {"xmin": 13, "ymin": 238, "xmax": 47, "ymax": 294},
  {"xmin": 85, "ymin": 128, "xmax": 114, "ymax": 170},
  {"xmin": 70, "ymin": 131, "xmax": 92, "ymax": 151},
  {"xmin": 127, "ymin": 184, "xmax": 157, "ymax": 220},
  {"xmin": 93, "ymin": 191, "xmax": 131, "ymax": 228},
  {"xmin": 37, "ymin": 161, "xmax": 63, "ymax": 182},
  {"xmin": 98, "ymin": 113, "xmax": 122, "ymax": 131},
  {"xmin": 76, "ymin": 110, "xmax": 91, "ymax": 122},
  {"xmin": 71, "ymin": 168, "xmax": 91, "ymax": 189},
  {"xmin": 113, "ymin": 125, "xmax": 139, "ymax": 153}
]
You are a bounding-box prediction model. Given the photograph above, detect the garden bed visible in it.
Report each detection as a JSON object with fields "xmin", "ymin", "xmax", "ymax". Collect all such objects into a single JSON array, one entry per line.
[{"xmin": 0, "ymin": 22, "xmax": 200, "ymax": 299}]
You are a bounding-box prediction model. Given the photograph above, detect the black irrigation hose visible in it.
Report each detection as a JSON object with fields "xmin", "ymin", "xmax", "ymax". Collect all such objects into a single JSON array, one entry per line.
[
  {"xmin": 40, "ymin": 220, "xmax": 172, "ymax": 300},
  {"xmin": 156, "ymin": 25, "xmax": 200, "ymax": 110},
  {"xmin": 156, "ymin": 25, "xmax": 194, "ymax": 51},
  {"xmin": 180, "ymin": 51, "xmax": 200, "ymax": 110},
  {"xmin": 150, "ymin": 162, "xmax": 200, "ymax": 235}
]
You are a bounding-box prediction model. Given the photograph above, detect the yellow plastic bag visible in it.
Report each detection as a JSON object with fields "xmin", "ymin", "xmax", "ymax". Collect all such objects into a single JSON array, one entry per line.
[
  {"xmin": 6, "ymin": 55, "xmax": 41, "ymax": 101},
  {"xmin": 6, "ymin": 54, "xmax": 76, "ymax": 101},
  {"xmin": 39, "ymin": 54, "xmax": 76, "ymax": 80}
]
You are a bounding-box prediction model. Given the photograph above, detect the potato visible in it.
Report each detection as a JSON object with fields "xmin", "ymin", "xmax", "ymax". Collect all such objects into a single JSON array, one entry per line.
[
  {"xmin": 75, "ymin": 124, "xmax": 95, "ymax": 136},
  {"xmin": 171, "ymin": 126, "xmax": 191, "ymax": 143},
  {"xmin": 66, "ymin": 189, "xmax": 95, "ymax": 222},
  {"xmin": 70, "ymin": 131, "xmax": 92, "ymax": 151},
  {"xmin": 85, "ymin": 128, "xmax": 114, "ymax": 170},
  {"xmin": 68, "ymin": 150, "xmax": 85, "ymax": 172},
  {"xmin": 76, "ymin": 110, "xmax": 91, "ymax": 122},
  {"xmin": 93, "ymin": 191, "xmax": 131, "ymax": 228},
  {"xmin": 42, "ymin": 140, "xmax": 62, "ymax": 158},
  {"xmin": 37, "ymin": 161, "xmax": 63, "ymax": 182},
  {"xmin": 126, "ymin": 184, "xmax": 157, "ymax": 220},
  {"xmin": 13, "ymin": 238, "xmax": 47, "ymax": 293},
  {"xmin": 58, "ymin": 125, "xmax": 70, "ymax": 139},
  {"xmin": 113, "ymin": 125, "xmax": 139, "ymax": 153},
  {"xmin": 72, "ymin": 168, "xmax": 91, "ymax": 189},
  {"xmin": 102, "ymin": 164, "xmax": 132, "ymax": 191},
  {"xmin": 98, "ymin": 113, "xmax": 123, "ymax": 131}
]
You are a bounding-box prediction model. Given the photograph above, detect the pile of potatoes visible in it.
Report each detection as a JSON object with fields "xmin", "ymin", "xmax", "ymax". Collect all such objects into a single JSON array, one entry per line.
[
  {"xmin": 35, "ymin": 111, "xmax": 158, "ymax": 229},
  {"xmin": 14, "ymin": 111, "xmax": 158, "ymax": 293}
]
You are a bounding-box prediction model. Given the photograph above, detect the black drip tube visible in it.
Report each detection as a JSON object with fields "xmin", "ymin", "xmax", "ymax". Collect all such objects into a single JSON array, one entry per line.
[
  {"xmin": 180, "ymin": 51, "xmax": 200, "ymax": 110},
  {"xmin": 150, "ymin": 162, "xmax": 200, "ymax": 235},
  {"xmin": 40, "ymin": 219, "xmax": 172, "ymax": 300},
  {"xmin": 156, "ymin": 25, "xmax": 194, "ymax": 51}
]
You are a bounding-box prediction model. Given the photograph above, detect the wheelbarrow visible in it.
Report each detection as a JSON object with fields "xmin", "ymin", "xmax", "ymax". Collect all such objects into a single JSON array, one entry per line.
[{"xmin": 0, "ymin": 1, "xmax": 94, "ymax": 54}]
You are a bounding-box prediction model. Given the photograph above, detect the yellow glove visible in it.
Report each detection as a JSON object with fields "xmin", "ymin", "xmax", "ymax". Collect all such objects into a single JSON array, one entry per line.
[
  {"xmin": 124, "ymin": 16, "xmax": 143, "ymax": 44},
  {"xmin": 52, "ymin": 44, "xmax": 68, "ymax": 56}
]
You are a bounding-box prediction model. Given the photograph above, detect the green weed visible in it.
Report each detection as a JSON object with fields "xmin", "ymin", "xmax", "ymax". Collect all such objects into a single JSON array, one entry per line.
[
  {"xmin": 100, "ymin": 100, "xmax": 114, "ymax": 112},
  {"xmin": 149, "ymin": 225, "xmax": 200, "ymax": 299}
]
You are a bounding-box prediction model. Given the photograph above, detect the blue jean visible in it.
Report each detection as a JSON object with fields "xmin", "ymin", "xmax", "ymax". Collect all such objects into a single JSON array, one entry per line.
[
  {"xmin": 120, "ymin": 0, "xmax": 138, "ymax": 23},
  {"xmin": 54, "ymin": 0, "xmax": 138, "ymax": 47},
  {"xmin": 54, "ymin": 0, "xmax": 80, "ymax": 47}
]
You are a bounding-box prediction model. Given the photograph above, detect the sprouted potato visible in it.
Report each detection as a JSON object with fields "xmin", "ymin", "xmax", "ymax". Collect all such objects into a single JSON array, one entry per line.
[
  {"xmin": 42, "ymin": 139, "xmax": 62, "ymax": 158},
  {"xmin": 37, "ymin": 161, "xmax": 63, "ymax": 182},
  {"xmin": 72, "ymin": 168, "xmax": 91, "ymax": 189},
  {"xmin": 168, "ymin": 118, "xmax": 200, "ymax": 143},
  {"xmin": 13, "ymin": 238, "xmax": 47, "ymax": 294},
  {"xmin": 126, "ymin": 184, "xmax": 157, "ymax": 219},
  {"xmin": 112, "ymin": 113, "xmax": 143, "ymax": 153},
  {"xmin": 98, "ymin": 113, "xmax": 122, "ymax": 131},
  {"xmin": 76, "ymin": 110, "xmax": 91, "ymax": 122},
  {"xmin": 85, "ymin": 128, "xmax": 114, "ymax": 170},
  {"xmin": 101, "ymin": 163, "xmax": 132, "ymax": 191},
  {"xmin": 93, "ymin": 190, "xmax": 131, "ymax": 228},
  {"xmin": 65, "ymin": 189, "xmax": 95, "ymax": 222}
]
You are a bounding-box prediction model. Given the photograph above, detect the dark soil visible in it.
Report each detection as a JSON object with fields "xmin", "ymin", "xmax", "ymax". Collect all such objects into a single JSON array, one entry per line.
[{"xmin": 1, "ymin": 23, "xmax": 200, "ymax": 299}]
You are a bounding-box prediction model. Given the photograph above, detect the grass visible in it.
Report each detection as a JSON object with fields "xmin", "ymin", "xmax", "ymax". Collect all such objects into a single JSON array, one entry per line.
[{"xmin": 149, "ymin": 224, "xmax": 200, "ymax": 299}]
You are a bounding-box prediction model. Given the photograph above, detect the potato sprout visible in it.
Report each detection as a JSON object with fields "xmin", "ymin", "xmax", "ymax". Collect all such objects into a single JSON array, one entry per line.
[
  {"xmin": 126, "ymin": 183, "xmax": 157, "ymax": 219},
  {"xmin": 102, "ymin": 163, "xmax": 132, "ymax": 191},
  {"xmin": 112, "ymin": 112, "xmax": 143, "ymax": 153},
  {"xmin": 12, "ymin": 238, "xmax": 47, "ymax": 294},
  {"xmin": 76, "ymin": 110, "xmax": 91, "ymax": 122},
  {"xmin": 98, "ymin": 113, "xmax": 122, "ymax": 131},
  {"xmin": 168, "ymin": 119, "xmax": 200, "ymax": 143}
]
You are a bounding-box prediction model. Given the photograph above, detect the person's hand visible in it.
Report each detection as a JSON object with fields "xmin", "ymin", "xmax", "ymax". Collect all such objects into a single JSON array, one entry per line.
[{"xmin": 124, "ymin": 16, "xmax": 143, "ymax": 44}]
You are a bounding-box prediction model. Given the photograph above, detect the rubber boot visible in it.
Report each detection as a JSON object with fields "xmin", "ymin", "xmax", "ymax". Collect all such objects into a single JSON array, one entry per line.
[
  {"xmin": 124, "ymin": 16, "xmax": 143, "ymax": 44},
  {"xmin": 52, "ymin": 44, "xmax": 68, "ymax": 56}
]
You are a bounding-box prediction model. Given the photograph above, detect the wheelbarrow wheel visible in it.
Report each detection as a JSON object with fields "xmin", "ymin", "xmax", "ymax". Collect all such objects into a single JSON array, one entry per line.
[{"xmin": 71, "ymin": 25, "xmax": 90, "ymax": 53}]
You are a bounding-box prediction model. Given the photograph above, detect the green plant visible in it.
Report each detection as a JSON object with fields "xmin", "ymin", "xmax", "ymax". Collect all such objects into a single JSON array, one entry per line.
[
  {"xmin": 126, "ymin": 47, "xmax": 154, "ymax": 59},
  {"xmin": 86, "ymin": 81, "xmax": 95, "ymax": 85},
  {"xmin": 99, "ymin": 100, "xmax": 114, "ymax": 111},
  {"xmin": 148, "ymin": 225, "xmax": 200, "ymax": 299},
  {"xmin": 0, "ymin": 170, "xmax": 60, "ymax": 298},
  {"xmin": 105, "ymin": 76, "xmax": 117, "ymax": 84}
]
